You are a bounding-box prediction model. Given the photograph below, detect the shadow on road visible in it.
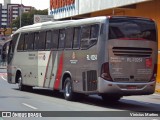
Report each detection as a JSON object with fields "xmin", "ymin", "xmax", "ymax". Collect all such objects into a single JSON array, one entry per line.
[{"xmin": 13, "ymin": 87, "xmax": 160, "ymax": 112}]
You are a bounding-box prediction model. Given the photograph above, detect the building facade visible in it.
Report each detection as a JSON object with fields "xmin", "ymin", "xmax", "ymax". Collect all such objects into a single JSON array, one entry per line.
[
  {"xmin": 49, "ymin": 0, "xmax": 160, "ymax": 83},
  {"xmin": 0, "ymin": 3, "xmax": 2, "ymax": 28},
  {"xmin": 0, "ymin": 0, "xmax": 33, "ymax": 28}
]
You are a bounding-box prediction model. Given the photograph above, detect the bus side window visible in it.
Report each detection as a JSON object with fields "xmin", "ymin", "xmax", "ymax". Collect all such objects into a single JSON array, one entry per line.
[
  {"xmin": 28, "ymin": 33, "xmax": 34, "ymax": 50},
  {"xmin": 24, "ymin": 33, "xmax": 29, "ymax": 51},
  {"xmin": 17, "ymin": 33, "xmax": 24, "ymax": 51},
  {"xmin": 65, "ymin": 27, "xmax": 74, "ymax": 49},
  {"xmin": 12, "ymin": 34, "xmax": 19, "ymax": 52},
  {"xmin": 46, "ymin": 31, "xmax": 52, "ymax": 50},
  {"xmin": 34, "ymin": 32, "xmax": 39, "ymax": 50},
  {"xmin": 90, "ymin": 24, "xmax": 99, "ymax": 45},
  {"xmin": 24, "ymin": 33, "xmax": 34, "ymax": 51},
  {"xmin": 73, "ymin": 27, "xmax": 80, "ymax": 49},
  {"xmin": 58, "ymin": 29, "xmax": 65, "ymax": 49},
  {"xmin": 8, "ymin": 33, "xmax": 19, "ymax": 64},
  {"xmin": 52, "ymin": 30, "xmax": 59, "ymax": 50},
  {"xmin": 81, "ymin": 26, "xmax": 91, "ymax": 49},
  {"xmin": 38, "ymin": 31, "xmax": 46, "ymax": 50}
]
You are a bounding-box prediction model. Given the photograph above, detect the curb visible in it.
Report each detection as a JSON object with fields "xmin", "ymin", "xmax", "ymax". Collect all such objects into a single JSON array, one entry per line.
[
  {"xmin": 155, "ymin": 90, "xmax": 160, "ymax": 94},
  {"xmin": 155, "ymin": 82, "xmax": 160, "ymax": 94}
]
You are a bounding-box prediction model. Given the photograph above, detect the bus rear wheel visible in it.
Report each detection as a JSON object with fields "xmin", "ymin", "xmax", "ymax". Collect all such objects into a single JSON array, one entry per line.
[{"xmin": 63, "ymin": 77, "xmax": 77, "ymax": 101}]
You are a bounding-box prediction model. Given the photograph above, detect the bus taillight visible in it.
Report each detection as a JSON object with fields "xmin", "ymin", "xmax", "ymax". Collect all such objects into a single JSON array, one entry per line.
[
  {"xmin": 101, "ymin": 62, "xmax": 113, "ymax": 81},
  {"xmin": 150, "ymin": 64, "xmax": 157, "ymax": 82},
  {"xmin": 146, "ymin": 58, "xmax": 152, "ymax": 68}
]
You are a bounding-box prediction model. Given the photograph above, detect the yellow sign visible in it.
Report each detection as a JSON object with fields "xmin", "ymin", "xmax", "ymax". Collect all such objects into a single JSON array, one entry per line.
[{"xmin": 0, "ymin": 28, "xmax": 12, "ymax": 35}]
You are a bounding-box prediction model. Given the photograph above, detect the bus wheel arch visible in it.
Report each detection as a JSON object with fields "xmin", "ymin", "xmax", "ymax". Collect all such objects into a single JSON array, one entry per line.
[
  {"xmin": 62, "ymin": 73, "xmax": 72, "ymax": 90},
  {"xmin": 62, "ymin": 73, "xmax": 77, "ymax": 101},
  {"xmin": 15, "ymin": 70, "xmax": 22, "ymax": 83},
  {"xmin": 16, "ymin": 70, "xmax": 24, "ymax": 91}
]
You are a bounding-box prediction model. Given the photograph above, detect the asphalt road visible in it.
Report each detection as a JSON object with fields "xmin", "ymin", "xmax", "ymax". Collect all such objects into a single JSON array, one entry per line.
[{"xmin": 0, "ymin": 69, "xmax": 160, "ymax": 120}]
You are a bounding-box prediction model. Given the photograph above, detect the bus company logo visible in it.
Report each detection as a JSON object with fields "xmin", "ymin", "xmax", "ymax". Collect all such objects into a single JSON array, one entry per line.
[
  {"xmin": 50, "ymin": 0, "xmax": 75, "ymax": 14},
  {"xmin": 43, "ymin": 55, "xmax": 46, "ymax": 61},
  {"xmin": 38, "ymin": 53, "xmax": 46, "ymax": 60},
  {"xmin": 70, "ymin": 52, "xmax": 78, "ymax": 64}
]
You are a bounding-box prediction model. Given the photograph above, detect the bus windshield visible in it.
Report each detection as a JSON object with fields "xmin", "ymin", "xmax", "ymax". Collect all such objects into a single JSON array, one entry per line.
[{"xmin": 109, "ymin": 17, "xmax": 157, "ymax": 41}]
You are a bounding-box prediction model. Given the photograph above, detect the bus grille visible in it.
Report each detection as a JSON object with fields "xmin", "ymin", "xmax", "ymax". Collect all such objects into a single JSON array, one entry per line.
[
  {"xmin": 112, "ymin": 47, "xmax": 152, "ymax": 57},
  {"xmin": 82, "ymin": 70, "xmax": 97, "ymax": 91}
]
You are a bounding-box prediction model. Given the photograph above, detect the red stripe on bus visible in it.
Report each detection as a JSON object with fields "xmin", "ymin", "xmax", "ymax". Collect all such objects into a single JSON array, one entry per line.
[
  {"xmin": 54, "ymin": 52, "xmax": 64, "ymax": 89},
  {"xmin": 43, "ymin": 51, "xmax": 53, "ymax": 87}
]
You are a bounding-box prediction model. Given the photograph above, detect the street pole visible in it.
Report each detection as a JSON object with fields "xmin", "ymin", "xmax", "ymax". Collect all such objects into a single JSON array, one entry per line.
[
  {"xmin": 20, "ymin": 0, "xmax": 22, "ymax": 28},
  {"xmin": 112, "ymin": 9, "xmax": 115, "ymax": 15}
]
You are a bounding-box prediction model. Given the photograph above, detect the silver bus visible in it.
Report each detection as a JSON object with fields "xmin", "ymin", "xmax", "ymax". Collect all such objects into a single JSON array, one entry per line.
[{"xmin": 7, "ymin": 16, "xmax": 158, "ymax": 102}]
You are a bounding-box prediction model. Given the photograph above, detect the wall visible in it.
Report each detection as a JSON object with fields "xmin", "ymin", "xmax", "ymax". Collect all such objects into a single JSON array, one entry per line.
[{"xmin": 49, "ymin": 0, "xmax": 150, "ymax": 19}]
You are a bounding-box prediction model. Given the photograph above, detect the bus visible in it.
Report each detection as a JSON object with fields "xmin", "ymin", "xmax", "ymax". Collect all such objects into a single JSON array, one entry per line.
[{"xmin": 7, "ymin": 16, "xmax": 158, "ymax": 102}]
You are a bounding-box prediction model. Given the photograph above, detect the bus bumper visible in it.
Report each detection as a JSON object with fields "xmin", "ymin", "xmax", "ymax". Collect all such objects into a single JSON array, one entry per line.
[{"xmin": 98, "ymin": 77, "xmax": 156, "ymax": 95}]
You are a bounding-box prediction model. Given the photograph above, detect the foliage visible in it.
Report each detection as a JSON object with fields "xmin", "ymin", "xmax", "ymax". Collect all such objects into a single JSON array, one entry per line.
[{"xmin": 11, "ymin": 9, "xmax": 48, "ymax": 28}]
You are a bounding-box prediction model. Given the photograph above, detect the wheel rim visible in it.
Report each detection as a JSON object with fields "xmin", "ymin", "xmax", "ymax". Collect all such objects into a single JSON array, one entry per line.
[
  {"xmin": 18, "ymin": 76, "xmax": 22, "ymax": 89},
  {"xmin": 65, "ymin": 81, "xmax": 71, "ymax": 97}
]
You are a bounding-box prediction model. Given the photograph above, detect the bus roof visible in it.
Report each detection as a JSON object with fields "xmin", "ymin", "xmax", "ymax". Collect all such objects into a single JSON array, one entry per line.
[
  {"xmin": 14, "ymin": 16, "xmax": 154, "ymax": 34},
  {"xmin": 14, "ymin": 16, "xmax": 107, "ymax": 34}
]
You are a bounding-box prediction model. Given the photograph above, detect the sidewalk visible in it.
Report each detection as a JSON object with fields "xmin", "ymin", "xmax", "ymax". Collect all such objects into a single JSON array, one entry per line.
[{"xmin": 155, "ymin": 82, "xmax": 160, "ymax": 94}]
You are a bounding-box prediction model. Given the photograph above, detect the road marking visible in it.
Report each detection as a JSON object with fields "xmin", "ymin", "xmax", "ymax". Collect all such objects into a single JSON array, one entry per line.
[
  {"xmin": 1, "ymin": 76, "xmax": 7, "ymax": 81},
  {"xmin": 0, "ymin": 73, "xmax": 7, "ymax": 76},
  {"xmin": 22, "ymin": 103, "xmax": 38, "ymax": 110}
]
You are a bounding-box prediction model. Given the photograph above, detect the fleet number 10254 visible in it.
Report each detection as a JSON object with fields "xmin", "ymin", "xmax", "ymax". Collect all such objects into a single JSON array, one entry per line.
[{"xmin": 127, "ymin": 58, "xmax": 143, "ymax": 62}]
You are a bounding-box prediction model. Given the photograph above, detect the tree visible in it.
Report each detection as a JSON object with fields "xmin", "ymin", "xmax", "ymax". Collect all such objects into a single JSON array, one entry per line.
[{"xmin": 12, "ymin": 9, "xmax": 48, "ymax": 28}]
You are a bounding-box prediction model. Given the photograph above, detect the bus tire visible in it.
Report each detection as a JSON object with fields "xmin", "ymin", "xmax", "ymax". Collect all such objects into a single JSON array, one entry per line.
[
  {"xmin": 101, "ymin": 94, "xmax": 122, "ymax": 102},
  {"xmin": 18, "ymin": 75, "xmax": 25, "ymax": 91},
  {"xmin": 63, "ymin": 77, "xmax": 76, "ymax": 101}
]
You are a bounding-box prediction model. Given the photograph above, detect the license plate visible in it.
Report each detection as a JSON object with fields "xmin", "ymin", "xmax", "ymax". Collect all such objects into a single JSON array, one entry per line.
[{"xmin": 127, "ymin": 85, "xmax": 137, "ymax": 89}]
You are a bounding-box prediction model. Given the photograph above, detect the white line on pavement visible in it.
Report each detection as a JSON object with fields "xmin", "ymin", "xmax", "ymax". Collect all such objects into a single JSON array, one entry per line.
[
  {"xmin": 1, "ymin": 76, "xmax": 7, "ymax": 81},
  {"xmin": 22, "ymin": 103, "xmax": 38, "ymax": 110}
]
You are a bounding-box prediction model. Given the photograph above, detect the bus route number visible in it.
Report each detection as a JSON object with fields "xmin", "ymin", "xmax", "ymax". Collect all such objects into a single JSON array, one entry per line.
[{"xmin": 127, "ymin": 58, "xmax": 143, "ymax": 62}]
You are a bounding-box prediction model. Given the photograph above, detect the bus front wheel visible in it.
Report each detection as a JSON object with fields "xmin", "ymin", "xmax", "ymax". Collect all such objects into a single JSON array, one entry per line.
[
  {"xmin": 18, "ymin": 75, "xmax": 25, "ymax": 91},
  {"xmin": 63, "ymin": 77, "xmax": 77, "ymax": 101}
]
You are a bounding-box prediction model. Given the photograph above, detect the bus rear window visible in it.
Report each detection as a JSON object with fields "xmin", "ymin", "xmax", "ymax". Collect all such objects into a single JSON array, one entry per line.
[{"xmin": 109, "ymin": 17, "xmax": 157, "ymax": 41}]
